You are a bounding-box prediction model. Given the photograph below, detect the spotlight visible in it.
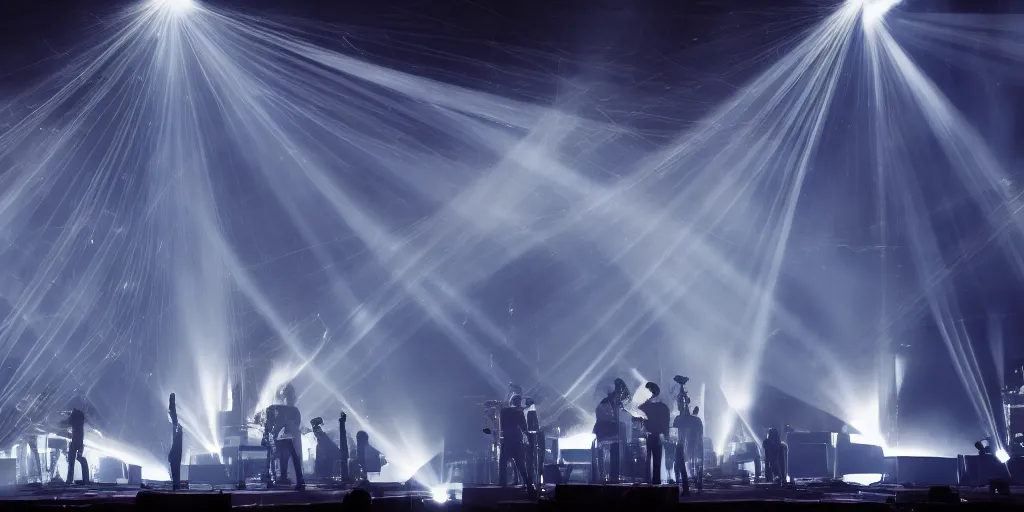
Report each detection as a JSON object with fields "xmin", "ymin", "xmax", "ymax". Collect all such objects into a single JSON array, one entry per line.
[
  {"xmin": 430, "ymin": 486, "xmax": 449, "ymax": 503},
  {"xmin": 152, "ymin": 0, "xmax": 196, "ymax": 14},
  {"xmin": 855, "ymin": 0, "xmax": 903, "ymax": 28},
  {"xmin": 976, "ymin": 438, "xmax": 993, "ymax": 455},
  {"xmin": 995, "ymin": 448, "xmax": 1010, "ymax": 464}
]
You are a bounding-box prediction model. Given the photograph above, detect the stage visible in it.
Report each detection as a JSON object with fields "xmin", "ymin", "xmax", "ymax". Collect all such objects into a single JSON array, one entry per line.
[{"xmin": 1, "ymin": 481, "xmax": 1023, "ymax": 511}]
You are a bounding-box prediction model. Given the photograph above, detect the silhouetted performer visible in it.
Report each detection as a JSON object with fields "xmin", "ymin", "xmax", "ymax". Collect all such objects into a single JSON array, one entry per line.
[
  {"xmin": 64, "ymin": 409, "xmax": 90, "ymax": 484},
  {"xmin": 168, "ymin": 393, "xmax": 183, "ymax": 490},
  {"xmin": 639, "ymin": 382, "xmax": 670, "ymax": 484},
  {"xmin": 355, "ymin": 431, "xmax": 368, "ymax": 480},
  {"xmin": 339, "ymin": 411, "xmax": 350, "ymax": 481},
  {"xmin": 311, "ymin": 417, "xmax": 338, "ymax": 479},
  {"xmin": 763, "ymin": 428, "xmax": 788, "ymax": 485},
  {"xmin": 498, "ymin": 395, "xmax": 535, "ymax": 493},
  {"xmin": 593, "ymin": 378, "xmax": 630, "ymax": 483},
  {"xmin": 265, "ymin": 384, "xmax": 305, "ymax": 489},
  {"xmin": 524, "ymin": 398, "xmax": 541, "ymax": 484},
  {"xmin": 674, "ymin": 405, "xmax": 703, "ymax": 494}
]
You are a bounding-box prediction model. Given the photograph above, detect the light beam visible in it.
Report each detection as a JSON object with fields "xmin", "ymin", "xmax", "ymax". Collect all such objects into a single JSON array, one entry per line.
[{"xmin": 858, "ymin": 0, "xmax": 904, "ymax": 29}]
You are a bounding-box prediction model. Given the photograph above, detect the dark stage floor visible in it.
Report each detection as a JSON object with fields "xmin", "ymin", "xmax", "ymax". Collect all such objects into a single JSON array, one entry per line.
[{"xmin": 1, "ymin": 481, "xmax": 1023, "ymax": 511}]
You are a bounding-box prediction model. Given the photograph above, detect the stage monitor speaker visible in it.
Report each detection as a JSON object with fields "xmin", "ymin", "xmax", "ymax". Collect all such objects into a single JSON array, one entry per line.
[
  {"xmin": 837, "ymin": 438, "xmax": 885, "ymax": 476},
  {"xmin": 560, "ymin": 448, "xmax": 590, "ymax": 464},
  {"xmin": 788, "ymin": 432, "xmax": 837, "ymax": 478},
  {"xmin": 884, "ymin": 456, "xmax": 959, "ymax": 486},
  {"xmin": 1009, "ymin": 456, "xmax": 1024, "ymax": 484},
  {"xmin": 97, "ymin": 457, "xmax": 127, "ymax": 483},
  {"xmin": 127, "ymin": 464, "xmax": 142, "ymax": 484},
  {"xmin": 959, "ymin": 455, "xmax": 1011, "ymax": 486},
  {"xmin": 187, "ymin": 464, "xmax": 233, "ymax": 485},
  {"xmin": 789, "ymin": 442, "xmax": 830, "ymax": 479},
  {"xmin": 137, "ymin": 491, "xmax": 232, "ymax": 511}
]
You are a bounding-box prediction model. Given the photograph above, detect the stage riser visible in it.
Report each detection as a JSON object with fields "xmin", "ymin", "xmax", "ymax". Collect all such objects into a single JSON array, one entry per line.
[
  {"xmin": 883, "ymin": 456, "xmax": 959, "ymax": 486},
  {"xmin": 186, "ymin": 464, "xmax": 234, "ymax": 485},
  {"xmin": 136, "ymin": 491, "xmax": 233, "ymax": 511},
  {"xmin": 463, "ymin": 486, "xmax": 533, "ymax": 508},
  {"xmin": 553, "ymin": 484, "xmax": 679, "ymax": 506}
]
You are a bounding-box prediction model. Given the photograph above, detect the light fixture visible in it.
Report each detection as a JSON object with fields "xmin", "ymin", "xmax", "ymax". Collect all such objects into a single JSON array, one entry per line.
[
  {"xmin": 994, "ymin": 448, "xmax": 1010, "ymax": 464},
  {"xmin": 430, "ymin": 486, "xmax": 449, "ymax": 503}
]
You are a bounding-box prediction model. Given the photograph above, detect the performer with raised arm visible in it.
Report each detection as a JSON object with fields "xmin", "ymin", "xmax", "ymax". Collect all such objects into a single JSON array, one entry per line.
[
  {"xmin": 311, "ymin": 417, "xmax": 339, "ymax": 480},
  {"xmin": 168, "ymin": 393, "xmax": 184, "ymax": 490},
  {"xmin": 671, "ymin": 376, "xmax": 700, "ymax": 494}
]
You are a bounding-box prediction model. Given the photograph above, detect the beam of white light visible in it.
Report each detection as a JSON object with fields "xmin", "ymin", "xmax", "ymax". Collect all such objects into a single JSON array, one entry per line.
[
  {"xmin": 862, "ymin": 19, "xmax": 1009, "ymax": 451},
  {"xmin": 151, "ymin": 0, "xmax": 197, "ymax": 15},
  {"xmin": 857, "ymin": 0, "xmax": 904, "ymax": 30},
  {"xmin": 84, "ymin": 434, "xmax": 172, "ymax": 481},
  {"xmin": 6, "ymin": 0, "xmax": 864, "ymax": 462},
  {"xmin": 1, "ymin": 0, "xmax": 1020, "ymax": 477}
]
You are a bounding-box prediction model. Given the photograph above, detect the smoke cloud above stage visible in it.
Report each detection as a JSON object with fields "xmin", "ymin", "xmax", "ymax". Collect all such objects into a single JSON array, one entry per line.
[{"xmin": 0, "ymin": 0, "xmax": 1022, "ymax": 483}]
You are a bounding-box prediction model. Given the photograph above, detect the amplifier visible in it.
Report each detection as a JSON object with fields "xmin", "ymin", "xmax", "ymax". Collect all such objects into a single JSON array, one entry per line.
[{"xmin": 187, "ymin": 464, "xmax": 233, "ymax": 485}]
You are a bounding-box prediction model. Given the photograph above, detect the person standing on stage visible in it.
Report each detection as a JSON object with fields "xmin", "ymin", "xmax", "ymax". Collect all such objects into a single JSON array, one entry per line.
[
  {"xmin": 524, "ymin": 397, "xmax": 541, "ymax": 485},
  {"xmin": 639, "ymin": 382, "xmax": 670, "ymax": 485},
  {"xmin": 168, "ymin": 393, "xmax": 184, "ymax": 490},
  {"xmin": 592, "ymin": 378, "xmax": 630, "ymax": 483},
  {"xmin": 63, "ymin": 408, "xmax": 90, "ymax": 485},
  {"xmin": 498, "ymin": 394, "xmax": 536, "ymax": 495},
  {"xmin": 339, "ymin": 410, "xmax": 350, "ymax": 481},
  {"xmin": 311, "ymin": 417, "xmax": 339, "ymax": 479},
  {"xmin": 674, "ymin": 405, "xmax": 703, "ymax": 495},
  {"xmin": 763, "ymin": 427, "xmax": 788, "ymax": 485},
  {"xmin": 265, "ymin": 383, "xmax": 305, "ymax": 490}
]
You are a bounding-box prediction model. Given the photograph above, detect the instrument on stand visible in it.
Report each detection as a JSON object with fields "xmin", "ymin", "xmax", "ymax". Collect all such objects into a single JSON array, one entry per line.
[
  {"xmin": 481, "ymin": 400, "xmax": 502, "ymax": 485},
  {"xmin": 1003, "ymin": 383, "xmax": 1024, "ymax": 456},
  {"xmin": 672, "ymin": 376, "xmax": 691, "ymax": 414}
]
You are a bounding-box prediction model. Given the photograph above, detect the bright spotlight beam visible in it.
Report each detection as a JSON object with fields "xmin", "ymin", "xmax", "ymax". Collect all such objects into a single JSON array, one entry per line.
[
  {"xmin": 152, "ymin": 0, "xmax": 196, "ymax": 14},
  {"xmin": 858, "ymin": 0, "xmax": 903, "ymax": 29}
]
